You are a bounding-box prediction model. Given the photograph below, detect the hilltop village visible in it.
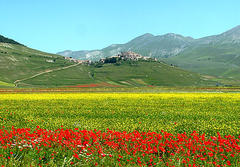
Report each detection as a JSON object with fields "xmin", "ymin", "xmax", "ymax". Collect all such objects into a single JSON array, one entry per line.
[
  {"xmin": 99, "ymin": 51, "xmax": 157, "ymax": 63},
  {"xmin": 64, "ymin": 51, "xmax": 157, "ymax": 65}
]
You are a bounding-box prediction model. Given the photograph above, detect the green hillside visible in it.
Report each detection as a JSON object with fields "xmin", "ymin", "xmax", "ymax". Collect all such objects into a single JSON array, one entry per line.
[
  {"xmin": 163, "ymin": 44, "xmax": 240, "ymax": 85},
  {"xmin": 0, "ymin": 42, "xmax": 74, "ymax": 85},
  {"xmin": 17, "ymin": 61, "xmax": 214, "ymax": 87},
  {"xmin": 165, "ymin": 44, "xmax": 240, "ymax": 75}
]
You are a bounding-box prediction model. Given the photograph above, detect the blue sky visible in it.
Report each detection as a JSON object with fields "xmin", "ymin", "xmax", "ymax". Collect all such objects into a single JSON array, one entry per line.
[{"xmin": 0, "ymin": 0, "xmax": 240, "ymax": 53}]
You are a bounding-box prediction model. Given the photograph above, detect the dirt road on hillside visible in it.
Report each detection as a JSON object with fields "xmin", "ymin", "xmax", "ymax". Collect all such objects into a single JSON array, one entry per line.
[{"xmin": 14, "ymin": 63, "xmax": 81, "ymax": 87}]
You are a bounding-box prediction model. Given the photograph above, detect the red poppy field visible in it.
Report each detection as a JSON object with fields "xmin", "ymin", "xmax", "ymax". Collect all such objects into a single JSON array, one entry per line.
[
  {"xmin": 0, "ymin": 127, "xmax": 239, "ymax": 166},
  {"xmin": 0, "ymin": 93, "xmax": 239, "ymax": 166}
]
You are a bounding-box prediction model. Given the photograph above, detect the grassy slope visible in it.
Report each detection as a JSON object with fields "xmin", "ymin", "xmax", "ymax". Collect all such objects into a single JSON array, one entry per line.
[
  {"xmin": 0, "ymin": 43, "xmax": 74, "ymax": 84},
  {"xmin": 17, "ymin": 64, "xmax": 94, "ymax": 87},
  {"xmin": 21, "ymin": 61, "xmax": 215, "ymax": 87},
  {"xmin": 164, "ymin": 44, "xmax": 240, "ymax": 84}
]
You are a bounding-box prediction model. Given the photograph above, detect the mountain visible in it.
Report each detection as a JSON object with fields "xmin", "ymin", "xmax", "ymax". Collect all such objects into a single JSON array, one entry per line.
[
  {"xmin": 58, "ymin": 25, "xmax": 240, "ymax": 85},
  {"xmin": 57, "ymin": 49, "xmax": 103, "ymax": 60},
  {"xmin": 58, "ymin": 33, "xmax": 194, "ymax": 61},
  {"xmin": 165, "ymin": 26, "xmax": 240, "ymax": 84},
  {"xmin": 58, "ymin": 26, "xmax": 240, "ymax": 61},
  {"xmin": 196, "ymin": 25, "xmax": 240, "ymax": 44},
  {"xmin": 0, "ymin": 34, "xmax": 214, "ymax": 87}
]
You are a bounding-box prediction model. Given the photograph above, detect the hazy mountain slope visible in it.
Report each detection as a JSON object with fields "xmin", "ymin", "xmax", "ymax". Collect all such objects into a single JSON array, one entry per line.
[
  {"xmin": 57, "ymin": 50, "xmax": 102, "ymax": 60},
  {"xmin": 165, "ymin": 26, "xmax": 240, "ymax": 79},
  {"xmin": 195, "ymin": 25, "xmax": 240, "ymax": 45}
]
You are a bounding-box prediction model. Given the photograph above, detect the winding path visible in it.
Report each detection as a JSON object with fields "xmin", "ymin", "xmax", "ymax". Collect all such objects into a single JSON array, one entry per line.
[{"xmin": 14, "ymin": 63, "xmax": 81, "ymax": 87}]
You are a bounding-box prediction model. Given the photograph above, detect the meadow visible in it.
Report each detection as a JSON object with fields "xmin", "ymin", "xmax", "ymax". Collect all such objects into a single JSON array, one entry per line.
[{"xmin": 0, "ymin": 93, "xmax": 239, "ymax": 166}]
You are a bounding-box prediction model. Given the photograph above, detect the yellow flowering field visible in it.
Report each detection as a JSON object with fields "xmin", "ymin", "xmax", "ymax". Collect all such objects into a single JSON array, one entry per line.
[{"xmin": 0, "ymin": 93, "xmax": 239, "ymax": 136}]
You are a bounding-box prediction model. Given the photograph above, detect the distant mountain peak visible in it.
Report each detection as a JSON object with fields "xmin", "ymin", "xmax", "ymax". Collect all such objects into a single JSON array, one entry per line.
[
  {"xmin": 134, "ymin": 33, "xmax": 154, "ymax": 40},
  {"xmin": 164, "ymin": 33, "xmax": 178, "ymax": 36},
  {"xmin": 142, "ymin": 33, "xmax": 154, "ymax": 37},
  {"xmin": 162, "ymin": 33, "xmax": 182, "ymax": 39},
  {"xmin": 160, "ymin": 33, "xmax": 194, "ymax": 40}
]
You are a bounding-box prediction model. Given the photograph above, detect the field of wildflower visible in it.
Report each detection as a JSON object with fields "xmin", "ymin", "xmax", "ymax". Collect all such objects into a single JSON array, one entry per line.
[{"xmin": 0, "ymin": 93, "xmax": 239, "ymax": 166}]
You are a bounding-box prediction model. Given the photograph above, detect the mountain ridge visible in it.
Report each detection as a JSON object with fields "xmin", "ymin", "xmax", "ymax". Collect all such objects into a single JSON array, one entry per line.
[
  {"xmin": 58, "ymin": 25, "xmax": 240, "ymax": 61},
  {"xmin": 58, "ymin": 32, "xmax": 194, "ymax": 60}
]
